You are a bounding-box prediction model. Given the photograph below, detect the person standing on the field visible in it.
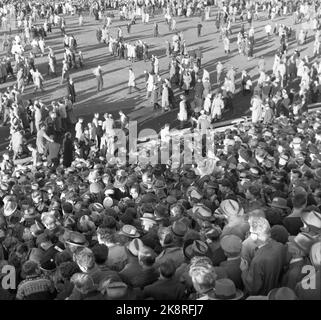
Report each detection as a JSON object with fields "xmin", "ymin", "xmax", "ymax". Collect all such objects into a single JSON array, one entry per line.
[
  {"xmin": 128, "ymin": 67, "xmax": 137, "ymax": 94},
  {"xmin": 33, "ymin": 69, "xmax": 44, "ymax": 92},
  {"xmin": 79, "ymin": 14, "xmax": 84, "ymax": 26},
  {"xmin": 153, "ymin": 23, "xmax": 159, "ymax": 37},
  {"xmin": 197, "ymin": 22, "xmax": 203, "ymax": 37},
  {"xmin": 223, "ymin": 36, "xmax": 230, "ymax": 54},
  {"xmin": 93, "ymin": 65, "xmax": 103, "ymax": 92},
  {"xmin": 67, "ymin": 77, "xmax": 76, "ymax": 103}
]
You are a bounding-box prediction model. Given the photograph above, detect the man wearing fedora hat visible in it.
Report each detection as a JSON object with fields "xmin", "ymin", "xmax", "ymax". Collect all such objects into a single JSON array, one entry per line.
[
  {"xmin": 120, "ymin": 238, "xmax": 159, "ymax": 289},
  {"xmin": 118, "ymin": 238, "xmax": 145, "ymax": 287},
  {"xmin": 154, "ymin": 224, "xmax": 186, "ymax": 269},
  {"xmin": 281, "ymin": 238, "xmax": 309, "ymax": 290}
]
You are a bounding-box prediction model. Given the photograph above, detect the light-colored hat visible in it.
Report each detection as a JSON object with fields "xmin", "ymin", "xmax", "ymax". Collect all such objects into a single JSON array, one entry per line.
[
  {"xmin": 126, "ymin": 238, "xmax": 145, "ymax": 256},
  {"xmin": 103, "ymin": 197, "xmax": 113, "ymax": 208},
  {"xmin": 140, "ymin": 213, "xmax": 157, "ymax": 224},
  {"xmin": 293, "ymin": 232, "xmax": 316, "ymax": 255},
  {"xmin": 310, "ymin": 241, "xmax": 321, "ymax": 268},
  {"xmin": 89, "ymin": 202, "xmax": 104, "ymax": 213},
  {"xmin": 220, "ymin": 235, "xmax": 243, "ymax": 254},
  {"xmin": 191, "ymin": 204, "xmax": 214, "ymax": 221},
  {"xmin": 301, "ymin": 211, "xmax": 321, "ymax": 232},
  {"xmin": 292, "ymin": 137, "xmax": 302, "ymax": 145},
  {"xmin": 217, "ymin": 199, "xmax": 244, "ymax": 217},
  {"xmin": 4, "ymin": 200, "xmax": 18, "ymax": 217},
  {"xmin": 119, "ymin": 225, "xmax": 140, "ymax": 238}
]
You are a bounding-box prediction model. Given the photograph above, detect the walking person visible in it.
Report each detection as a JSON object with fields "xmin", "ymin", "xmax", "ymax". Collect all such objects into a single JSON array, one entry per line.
[
  {"xmin": 33, "ymin": 69, "xmax": 44, "ymax": 93},
  {"xmin": 67, "ymin": 77, "xmax": 76, "ymax": 103},
  {"xmin": 128, "ymin": 67, "xmax": 137, "ymax": 94},
  {"xmin": 151, "ymin": 84, "xmax": 160, "ymax": 110},
  {"xmin": 216, "ymin": 61, "xmax": 223, "ymax": 84},
  {"xmin": 94, "ymin": 65, "xmax": 103, "ymax": 92},
  {"xmin": 313, "ymin": 37, "xmax": 320, "ymax": 57},
  {"xmin": 48, "ymin": 47, "xmax": 57, "ymax": 77},
  {"xmin": 177, "ymin": 95, "xmax": 188, "ymax": 129},
  {"xmin": 153, "ymin": 23, "xmax": 159, "ymax": 37},
  {"xmin": 79, "ymin": 14, "xmax": 84, "ymax": 27},
  {"xmin": 61, "ymin": 59, "xmax": 69, "ymax": 84},
  {"xmin": 62, "ymin": 131, "xmax": 74, "ymax": 167},
  {"xmin": 223, "ymin": 36, "xmax": 230, "ymax": 54},
  {"xmin": 16, "ymin": 67, "xmax": 25, "ymax": 93},
  {"xmin": 161, "ymin": 83, "xmax": 170, "ymax": 112},
  {"xmin": 36, "ymin": 123, "xmax": 54, "ymax": 156},
  {"xmin": 197, "ymin": 21, "xmax": 203, "ymax": 37}
]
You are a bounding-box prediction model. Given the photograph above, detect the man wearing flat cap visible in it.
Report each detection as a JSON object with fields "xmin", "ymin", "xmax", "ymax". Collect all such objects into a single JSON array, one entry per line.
[{"xmin": 219, "ymin": 235, "xmax": 244, "ymax": 289}]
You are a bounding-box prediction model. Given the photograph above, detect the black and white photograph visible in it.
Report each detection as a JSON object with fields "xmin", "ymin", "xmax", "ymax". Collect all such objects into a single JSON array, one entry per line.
[{"xmin": 0, "ymin": 0, "xmax": 320, "ymax": 306}]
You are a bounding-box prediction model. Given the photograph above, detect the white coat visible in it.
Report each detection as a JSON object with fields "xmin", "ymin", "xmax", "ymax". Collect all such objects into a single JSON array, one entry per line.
[
  {"xmin": 128, "ymin": 70, "xmax": 136, "ymax": 87},
  {"xmin": 250, "ymin": 96, "xmax": 263, "ymax": 123},
  {"xmin": 147, "ymin": 74, "xmax": 154, "ymax": 92},
  {"xmin": 211, "ymin": 96, "xmax": 224, "ymax": 119},
  {"xmin": 178, "ymin": 100, "xmax": 188, "ymax": 121}
]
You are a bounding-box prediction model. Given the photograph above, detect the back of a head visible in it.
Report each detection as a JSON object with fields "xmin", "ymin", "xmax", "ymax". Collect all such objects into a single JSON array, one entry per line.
[
  {"xmin": 139, "ymin": 251, "xmax": 156, "ymax": 267},
  {"xmin": 189, "ymin": 259, "xmax": 216, "ymax": 293},
  {"xmin": 62, "ymin": 202, "xmax": 73, "ymax": 215},
  {"xmin": 22, "ymin": 260, "xmax": 39, "ymax": 278},
  {"xmin": 102, "ymin": 216, "xmax": 117, "ymax": 230},
  {"xmin": 97, "ymin": 226, "xmax": 114, "ymax": 245},
  {"xmin": 92, "ymin": 244, "xmax": 109, "ymax": 265},
  {"xmin": 71, "ymin": 273, "xmax": 95, "ymax": 295},
  {"xmin": 58, "ymin": 261, "xmax": 80, "ymax": 280},
  {"xmin": 292, "ymin": 193, "xmax": 307, "ymax": 209},
  {"xmin": 160, "ymin": 259, "xmax": 176, "ymax": 279}
]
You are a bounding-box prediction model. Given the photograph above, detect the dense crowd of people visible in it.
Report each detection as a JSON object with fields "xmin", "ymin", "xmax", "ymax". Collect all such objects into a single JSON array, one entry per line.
[{"xmin": 0, "ymin": 0, "xmax": 321, "ymax": 301}]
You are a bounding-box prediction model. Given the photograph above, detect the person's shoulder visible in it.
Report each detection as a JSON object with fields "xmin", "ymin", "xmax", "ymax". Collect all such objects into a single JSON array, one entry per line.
[{"xmin": 143, "ymin": 278, "xmax": 160, "ymax": 292}]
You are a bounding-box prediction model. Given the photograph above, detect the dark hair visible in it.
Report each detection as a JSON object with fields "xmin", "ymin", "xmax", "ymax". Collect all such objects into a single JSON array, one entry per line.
[
  {"xmin": 248, "ymin": 185, "xmax": 261, "ymax": 198},
  {"xmin": 130, "ymin": 183, "xmax": 140, "ymax": 193},
  {"xmin": 92, "ymin": 244, "xmax": 109, "ymax": 264},
  {"xmin": 22, "ymin": 260, "xmax": 38, "ymax": 277},
  {"xmin": 58, "ymin": 261, "xmax": 80, "ymax": 280},
  {"xmin": 101, "ymin": 216, "xmax": 117, "ymax": 229},
  {"xmin": 304, "ymin": 171, "xmax": 314, "ymax": 180},
  {"xmin": 55, "ymin": 251, "xmax": 73, "ymax": 266},
  {"xmin": 62, "ymin": 202, "xmax": 73, "ymax": 214},
  {"xmin": 292, "ymin": 193, "xmax": 307, "ymax": 209},
  {"xmin": 16, "ymin": 243, "xmax": 29, "ymax": 255},
  {"xmin": 64, "ymin": 132, "xmax": 72, "ymax": 139},
  {"xmin": 96, "ymin": 227, "xmax": 114, "ymax": 244},
  {"xmin": 160, "ymin": 259, "xmax": 176, "ymax": 278},
  {"xmin": 139, "ymin": 253, "xmax": 155, "ymax": 267}
]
